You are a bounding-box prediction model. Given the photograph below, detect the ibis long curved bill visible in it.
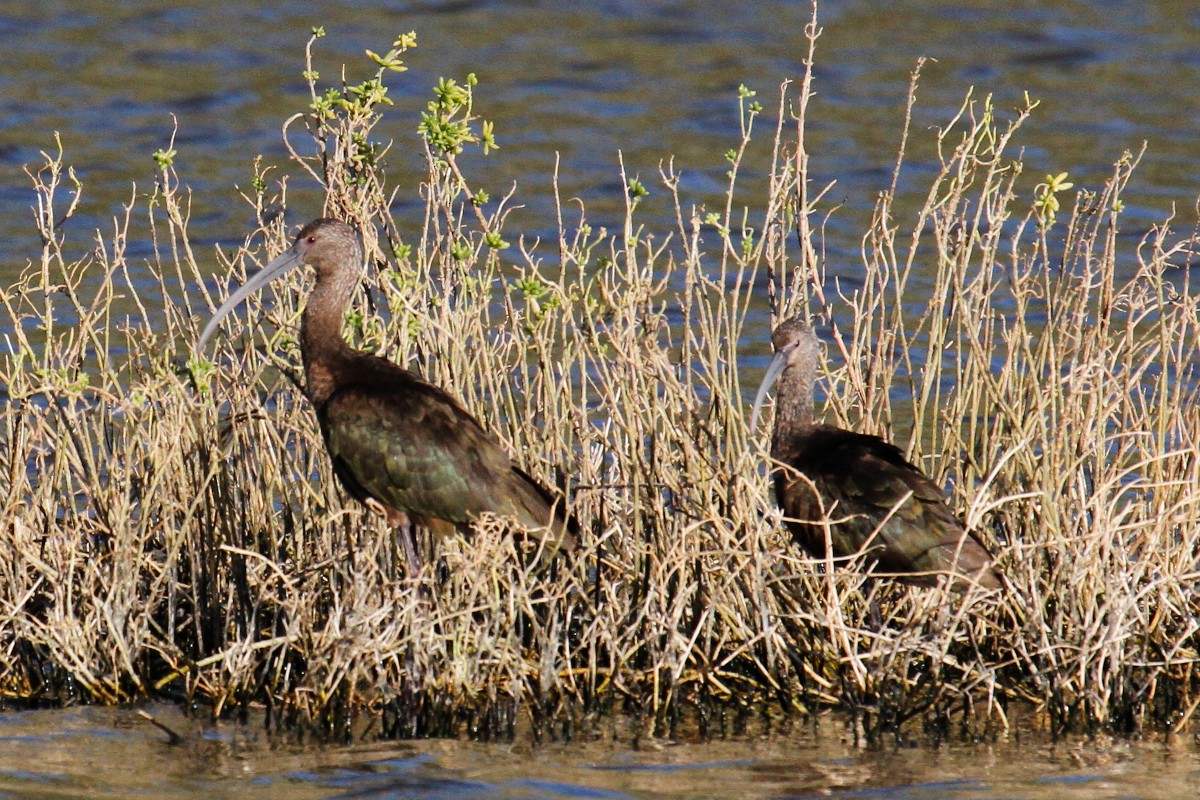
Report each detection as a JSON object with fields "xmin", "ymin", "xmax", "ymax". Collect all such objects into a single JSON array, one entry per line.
[
  {"xmin": 196, "ymin": 246, "xmax": 306, "ymax": 353},
  {"xmin": 748, "ymin": 345, "xmax": 792, "ymax": 435}
]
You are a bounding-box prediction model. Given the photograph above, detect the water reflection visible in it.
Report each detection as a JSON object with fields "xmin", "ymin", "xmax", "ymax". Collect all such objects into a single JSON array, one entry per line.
[{"xmin": 9, "ymin": 703, "xmax": 1200, "ymax": 799}]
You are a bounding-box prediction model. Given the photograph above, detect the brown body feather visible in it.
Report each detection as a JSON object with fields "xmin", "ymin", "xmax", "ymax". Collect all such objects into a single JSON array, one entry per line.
[
  {"xmin": 317, "ymin": 353, "xmax": 573, "ymax": 538},
  {"xmin": 774, "ymin": 423, "xmax": 996, "ymax": 587}
]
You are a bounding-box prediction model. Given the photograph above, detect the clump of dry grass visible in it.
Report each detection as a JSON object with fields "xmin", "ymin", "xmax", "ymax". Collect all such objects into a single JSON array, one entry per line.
[{"xmin": 1, "ymin": 12, "xmax": 1198, "ymax": 740}]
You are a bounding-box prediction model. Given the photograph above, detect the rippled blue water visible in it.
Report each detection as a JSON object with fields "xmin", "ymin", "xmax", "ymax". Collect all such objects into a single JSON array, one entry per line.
[{"xmin": 2, "ymin": 1, "xmax": 1198, "ymax": 297}]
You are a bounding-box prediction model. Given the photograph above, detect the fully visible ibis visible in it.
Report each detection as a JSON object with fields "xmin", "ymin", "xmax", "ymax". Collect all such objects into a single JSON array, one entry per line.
[
  {"xmin": 749, "ymin": 316, "xmax": 1000, "ymax": 590},
  {"xmin": 197, "ymin": 218, "xmax": 576, "ymax": 574}
]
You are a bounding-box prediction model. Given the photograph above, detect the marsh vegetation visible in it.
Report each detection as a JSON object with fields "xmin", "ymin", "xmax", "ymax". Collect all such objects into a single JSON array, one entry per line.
[{"xmin": 2, "ymin": 16, "xmax": 1198, "ymax": 741}]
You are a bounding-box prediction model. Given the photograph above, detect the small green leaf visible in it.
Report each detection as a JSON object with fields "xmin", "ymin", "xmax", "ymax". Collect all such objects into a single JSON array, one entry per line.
[
  {"xmin": 187, "ymin": 356, "xmax": 217, "ymax": 395},
  {"xmin": 480, "ymin": 119, "xmax": 498, "ymax": 154},
  {"xmin": 516, "ymin": 276, "xmax": 548, "ymax": 299}
]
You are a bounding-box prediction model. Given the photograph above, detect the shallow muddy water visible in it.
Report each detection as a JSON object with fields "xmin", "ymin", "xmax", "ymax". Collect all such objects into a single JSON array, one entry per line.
[{"xmin": 2, "ymin": 704, "xmax": 1200, "ymax": 799}]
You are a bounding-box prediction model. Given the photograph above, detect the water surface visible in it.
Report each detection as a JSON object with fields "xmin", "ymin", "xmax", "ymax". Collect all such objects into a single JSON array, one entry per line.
[
  {"xmin": 2, "ymin": 704, "xmax": 1200, "ymax": 799},
  {"xmin": 2, "ymin": 0, "xmax": 1198, "ymax": 303}
]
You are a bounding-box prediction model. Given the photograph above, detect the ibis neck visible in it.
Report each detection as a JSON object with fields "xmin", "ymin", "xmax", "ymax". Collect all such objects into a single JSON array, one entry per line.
[
  {"xmin": 300, "ymin": 272, "xmax": 359, "ymax": 406},
  {"xmin": 771, "ymin": 360, "xmax": 815, "ymax": 454}
]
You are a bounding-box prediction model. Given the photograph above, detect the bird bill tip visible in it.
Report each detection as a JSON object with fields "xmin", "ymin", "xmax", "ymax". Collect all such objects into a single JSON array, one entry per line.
[
  {"xmin": 748, "ymin": 400, "xmax": 765, "ymax": 435},
  {"xmin": 195, "ymin": 319, "xmax": 220, "ymax": 355}
]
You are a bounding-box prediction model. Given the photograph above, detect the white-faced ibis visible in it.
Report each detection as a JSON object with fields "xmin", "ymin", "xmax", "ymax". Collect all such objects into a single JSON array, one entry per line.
[
  {"xmin": 749, "ymin": 317, "xmax": 1000, "ymax": 590},
  {"xmin": 197, "ymin": 218, "xmax": 576, "ymax": 574}
]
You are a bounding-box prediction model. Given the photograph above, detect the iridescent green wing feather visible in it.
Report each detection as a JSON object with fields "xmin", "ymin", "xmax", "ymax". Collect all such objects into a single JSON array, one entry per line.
[
  {"xmin": 319, "ymin": 379, "xmax": 561, "ymax": 533},
  {"xmin": 782, "ymin": 425, "xmax": 990, "ymax": 579}
]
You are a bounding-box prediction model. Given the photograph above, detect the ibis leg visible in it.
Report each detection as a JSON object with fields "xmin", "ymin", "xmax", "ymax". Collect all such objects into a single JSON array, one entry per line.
[{"xmin": 400, "ymin": 522, "xmax": 422, "ymax": 577}]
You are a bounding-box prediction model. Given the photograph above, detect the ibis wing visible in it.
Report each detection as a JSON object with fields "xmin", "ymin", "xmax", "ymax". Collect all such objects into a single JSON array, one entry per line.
[
  {"xmin": 782, "ymin": 426, "xmax": 993, "ymax": 580},
  {"xmin": 319, "ymin": 381, "xmax": 558, "ymax": 530}
]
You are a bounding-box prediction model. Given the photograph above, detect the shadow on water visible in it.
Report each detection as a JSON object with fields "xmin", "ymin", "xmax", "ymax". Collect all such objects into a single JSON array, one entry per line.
[{"xmin": 1, "ymin": 703, "xmax": 1199, "ymax": 799}]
